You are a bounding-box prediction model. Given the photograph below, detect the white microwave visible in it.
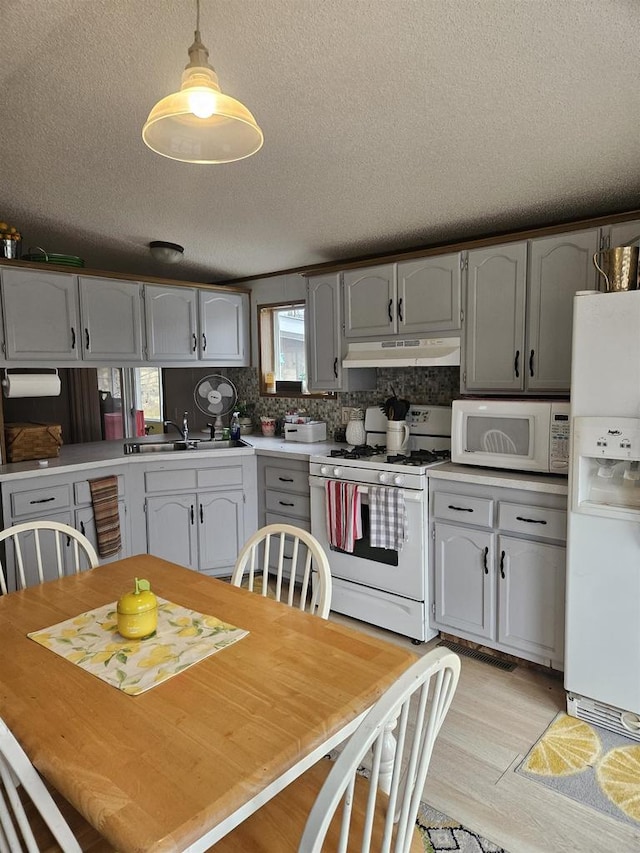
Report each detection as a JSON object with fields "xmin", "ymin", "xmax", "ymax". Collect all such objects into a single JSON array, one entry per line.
[{"xmin": 451, "ymin": 399, "xmax": 570, "ymax": 474}]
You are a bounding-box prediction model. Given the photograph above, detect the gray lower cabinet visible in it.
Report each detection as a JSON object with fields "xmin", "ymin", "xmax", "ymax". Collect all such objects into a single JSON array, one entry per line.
[
  {"xmin": 142, "ymin": 456, "xmax": 257, "ymax": 577},
  {"xmin": 0, "ymin": 471, "xmax": 130, "ymax": 590},
  {"xmin": 258, "ymin": 457, "xmax": 311, "ymax": 573},
  {"xmin": 430, "ymin": 477, "xmax": 566, "ymax": 669}
]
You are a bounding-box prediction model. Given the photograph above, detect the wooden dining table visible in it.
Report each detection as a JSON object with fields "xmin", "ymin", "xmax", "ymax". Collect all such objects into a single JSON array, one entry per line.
[{"xmin": 0, "ymin": 553, "xmax": 417, "ymax": 852}]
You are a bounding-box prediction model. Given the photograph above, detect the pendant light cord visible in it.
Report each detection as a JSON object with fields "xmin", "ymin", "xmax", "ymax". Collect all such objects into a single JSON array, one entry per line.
[{"xmin": 195, "ymin": 0, "xmax": 201, "ymax": 33}]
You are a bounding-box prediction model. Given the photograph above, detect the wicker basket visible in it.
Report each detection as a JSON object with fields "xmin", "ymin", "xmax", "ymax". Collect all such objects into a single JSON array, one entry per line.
[{"xmin": 5, "ymin": 423, "xmax": 63, "ymax": 462}]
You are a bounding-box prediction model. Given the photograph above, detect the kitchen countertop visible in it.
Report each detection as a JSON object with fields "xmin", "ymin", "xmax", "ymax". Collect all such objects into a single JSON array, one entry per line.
[
  {"xmin": 428, "ymin": 462, "xmax": 569, "ymax": 495},
  {"xmin": 0, "ymin": 435, "xmax": 345, "ymax": 482}
]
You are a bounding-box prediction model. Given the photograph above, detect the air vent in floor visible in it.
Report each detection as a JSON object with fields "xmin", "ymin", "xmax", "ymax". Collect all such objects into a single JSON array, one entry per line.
[{"xmin": 437, "ymin": 639, "xmax": 516, "ymax": 671}]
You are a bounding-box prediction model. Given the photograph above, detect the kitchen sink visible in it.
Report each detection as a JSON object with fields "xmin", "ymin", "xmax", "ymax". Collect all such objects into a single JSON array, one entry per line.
[{"xmin": 123, "ymin": 438, "xmax": 250, "ymax": 454}]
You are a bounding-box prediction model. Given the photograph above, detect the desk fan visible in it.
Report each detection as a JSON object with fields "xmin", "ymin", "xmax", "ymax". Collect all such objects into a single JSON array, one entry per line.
[{"xmin": 194, "ymin": 375, "xmax": 238, "ymax": 438}]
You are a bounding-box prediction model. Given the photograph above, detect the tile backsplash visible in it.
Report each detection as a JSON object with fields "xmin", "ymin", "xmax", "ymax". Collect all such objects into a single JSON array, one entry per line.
[{"xmin": 164, "ymin": 366, "xmax": 459, "ymax": 437}]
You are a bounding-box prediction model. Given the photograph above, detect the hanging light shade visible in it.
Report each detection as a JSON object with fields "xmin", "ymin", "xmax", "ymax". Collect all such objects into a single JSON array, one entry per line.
[{"xmin": 142, "ymin": 1, "xmax": 263, "ymax": 164}]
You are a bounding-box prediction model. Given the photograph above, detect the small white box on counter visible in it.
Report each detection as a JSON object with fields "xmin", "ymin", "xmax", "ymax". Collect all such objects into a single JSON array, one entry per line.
[{"xmin": 284, "ymin": 421, "xmax": 327, "ymax": 442}]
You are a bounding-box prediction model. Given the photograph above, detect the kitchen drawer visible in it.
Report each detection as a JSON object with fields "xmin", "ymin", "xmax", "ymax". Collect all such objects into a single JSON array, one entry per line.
[
  {"xmin": 432, "ymin": 491, "xmax": 494, "ymax": 527},
  {"xmin": 145, "ymin": 469, "xmax": 197, "ymax": 492},
  {"xmin": 265, "ymin": 489, "xmax": 310, "ymax": 520},
  {"xmin": 11, "ymin": 484, "xmax": 71, "ymax": 518},
  {"xmin": 74, "ymin": 475, "xmax": 126, "ymax": 505},
  {"xmin": 265, "ymin": 465, "xmax": 309, "ymax": 495},
  {"xmin": 498, "ymin": 502, "xmax": 567, "ymax": 542},
  {"xmin": 197, "ymin": 466, "xmax": 243, "ymax": 489},
  {"xmin": 265, "ymin": 512, "xmax": 311, "ymax": 533}
]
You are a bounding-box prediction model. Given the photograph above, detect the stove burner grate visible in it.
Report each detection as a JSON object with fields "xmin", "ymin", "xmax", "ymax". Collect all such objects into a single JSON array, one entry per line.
[
  {"xmin": 330, "ymin": 444, "xmax": 386, "ymax": 459},
  {"xmin": 386, "ymin": 450, "xmax": 451, "ymax": 466}
]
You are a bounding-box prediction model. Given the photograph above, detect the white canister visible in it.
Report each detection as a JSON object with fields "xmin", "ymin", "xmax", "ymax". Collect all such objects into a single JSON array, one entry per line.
[
  {"xmin": 386, "ymin": 420, "xmax": 410, "ymax": 454},
  {"xmin": 345, "ymin": 409, "xmax": 366, "ymax": 446}
]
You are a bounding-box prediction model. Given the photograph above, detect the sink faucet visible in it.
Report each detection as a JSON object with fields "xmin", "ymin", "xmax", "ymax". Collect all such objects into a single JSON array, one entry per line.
[{"xmin": 164, "ymin": 412, "xmax": 189, "ymax": 442}]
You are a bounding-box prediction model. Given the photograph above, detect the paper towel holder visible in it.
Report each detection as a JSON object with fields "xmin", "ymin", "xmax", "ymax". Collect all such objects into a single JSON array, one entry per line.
[{"xmin": 2, "ymin": 368, "xmax": 60, "ymax": 398}]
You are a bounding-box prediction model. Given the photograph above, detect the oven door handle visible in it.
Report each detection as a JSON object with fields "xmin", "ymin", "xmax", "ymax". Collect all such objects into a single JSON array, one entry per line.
[{"xmin": 309, "ymin": 476, "xmax": 424, "ymax": 502}]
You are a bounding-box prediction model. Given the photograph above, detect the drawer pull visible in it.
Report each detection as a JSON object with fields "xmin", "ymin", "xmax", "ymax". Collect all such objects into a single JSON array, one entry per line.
[
  {"xmin": 515, "ymin": 515, "xmax": 547, "ymax": 525},
  {"xmin": 483, "ymin": 546, "xmax": 489, "ymax": 574},
  {"xmin": 448, "ymin": 504, "xmax": 473, "ymax": 512},
  {"xmin": 278, "ymin": 477, "xmax": 294, "ymax": 482},
  {"xmin": 29, "ymin": 497, "xmax": 56, "ymax": 504},
  {"xmin": 279, "ymin": 501, "xmax": 295, "ymax": 507},
  {"xmin": 500, "ymin": 550, "xmax": 506, "ymax": 579}
]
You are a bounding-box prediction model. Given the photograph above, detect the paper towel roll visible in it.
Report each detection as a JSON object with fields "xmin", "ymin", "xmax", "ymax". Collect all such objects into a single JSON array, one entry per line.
[{"xmin": 2, "ymin": 373, "xmax": 61, "ymax": 398}]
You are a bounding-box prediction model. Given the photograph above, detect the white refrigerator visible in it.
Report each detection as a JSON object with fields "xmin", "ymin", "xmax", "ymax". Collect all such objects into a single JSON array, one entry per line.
[{"xmin": 566, "ymin": 289, "xmax": 640, "ymax": 739}]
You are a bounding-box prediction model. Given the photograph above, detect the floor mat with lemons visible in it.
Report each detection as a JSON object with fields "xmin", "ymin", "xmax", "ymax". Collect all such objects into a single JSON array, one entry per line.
[{"xmin": 516, "ymin": 712, "xmax": 640, "ymax": 827}]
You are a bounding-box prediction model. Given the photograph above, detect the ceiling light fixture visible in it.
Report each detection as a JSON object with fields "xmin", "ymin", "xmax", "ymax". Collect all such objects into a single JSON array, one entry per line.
[
  {"xmin": 142, "ymin": 0, "xmax": 263, "ymax": 164},
  {"xmin": 149, "ymin": 241, "xmax": 185, "ymax": 263}
]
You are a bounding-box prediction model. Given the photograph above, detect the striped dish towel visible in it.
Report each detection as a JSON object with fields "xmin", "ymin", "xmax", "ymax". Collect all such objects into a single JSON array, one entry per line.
[
  {"xmin": 368, "ymin": 486, "xmax": 407, "ymax": 551},
  {"xmin": 88, "ymin": 475, "xmax": 121, "ymax": 558},
  {"xmin": 325, "ymin": 480, "xmax": 362, "ymax": 553}
]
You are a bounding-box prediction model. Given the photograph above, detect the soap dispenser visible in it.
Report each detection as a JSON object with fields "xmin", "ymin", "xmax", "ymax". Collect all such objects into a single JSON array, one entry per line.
[{"xmin": 230, "ymin": 411, "xmax": 241, "ymax": 441}]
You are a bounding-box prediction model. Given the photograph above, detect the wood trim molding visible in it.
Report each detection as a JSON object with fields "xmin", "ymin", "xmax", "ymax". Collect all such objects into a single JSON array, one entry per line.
[
  {"xmin": 0, "ymin": 259, "xmax": 250, "ymax": 294},
  {"xmin": 216, "ymin": 207, "xmax": 640, "ymax": 284}
]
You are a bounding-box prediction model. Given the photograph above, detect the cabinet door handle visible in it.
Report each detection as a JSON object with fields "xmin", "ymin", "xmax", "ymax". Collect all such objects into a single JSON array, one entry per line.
[
  {"xmin": 448, "ymin": 504, "xmax": 473, "ymax": 512},
  {"xmin": 190, "ymin": 504, "xmax": 194, "ymax": 525},
  {"xmin": 388, "ymin": 299, "xmax": 393, "ymax": 323},
  {"xmin": 515, "ymin": 515, "xmax": 547, "ymax": 525},
  {"xmin": 200, "ymin": 504, "xmax": 204, "ymax": 523},
  {"xmin": 71, "ymin": 327, "xmax": 76, "ymax": 350},
  {"xmin": 397, "ymin": 297, "xmax": 403, "ymax": 322},
  {"xmin": 85, "ymin": 328, "xmax": 90, "ymax": 351},
  {"xmin": 500, "ymin": 550, "xmax": 506, "ymax": 579},
  {"xmin": 279, "ymin": 501, "xmax": 295, "ymax": 507},
  {"xmin": 202, "ymin": 333, "xmax": 207, "ymax": 352},
  {"xmin": 514, "ymin": 350, "xmax": 520, "ymax": 378},
  {"xmin": 529, "ymin": 349, "xmax": 535, "ymax": 377},
  {"xmin": 333, "ymin": 357, "xmax": 338, "ymax": 378},
  {"xmin": 29, "ymin": 497, "xmax": 55, "ymax": 504},
  {"xmin": 80, "ymin": 521, "xmax": 85, "ymax": 536},
  {"xmin": 192, "ymin": 333, "xmax": 197, "ymax": 352},
  {"xmin": 278, "ymin": 477, "xmax": 294, "ymax": 482},
  {"xmin": 483, "ymin": 546, "xmax": 489, "ymax": 574}
]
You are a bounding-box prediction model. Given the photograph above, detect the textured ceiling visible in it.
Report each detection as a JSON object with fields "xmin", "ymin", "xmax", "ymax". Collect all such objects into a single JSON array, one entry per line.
[{"xmin": 2, "ymin": 0, "xmax": 640, "ymax": 284}]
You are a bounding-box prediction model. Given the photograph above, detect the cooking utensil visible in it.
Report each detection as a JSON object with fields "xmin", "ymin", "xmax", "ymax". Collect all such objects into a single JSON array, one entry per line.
[{"xmin": 379, "ymin": 387, "xmax": 411, "ymax": 420}]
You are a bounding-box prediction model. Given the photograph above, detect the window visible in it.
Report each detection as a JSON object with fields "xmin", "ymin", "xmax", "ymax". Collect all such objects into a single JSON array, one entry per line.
[
  {"xmin": 259, "ymin": 302, "xmax": 310, "ymax": 396},
  {"xmin": 96, "ymin": 367, "xmax": 163, "ymax": 438}
]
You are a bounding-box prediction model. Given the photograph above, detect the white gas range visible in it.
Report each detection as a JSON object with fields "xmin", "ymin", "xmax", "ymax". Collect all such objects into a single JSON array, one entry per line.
[{"xmin": 309, "ymin": 405, "xmax": 451, "ymax": 642}]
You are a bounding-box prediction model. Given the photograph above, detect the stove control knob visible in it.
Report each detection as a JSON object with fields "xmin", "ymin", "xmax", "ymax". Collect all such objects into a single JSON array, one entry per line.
[
  {"xmin": 393, "ymin": 474, "xmax": 405, "ymax": 486},
  {"xmin": 333, "ymin": 467, "xmax": 342, "ymax": 477},
  {"xmin": 379, "ymin": 472, "xmax": 390, "ymax": 484},
  {"xmin": 320, "ymin": 465, "xmax": 330, "ymax": 476}
]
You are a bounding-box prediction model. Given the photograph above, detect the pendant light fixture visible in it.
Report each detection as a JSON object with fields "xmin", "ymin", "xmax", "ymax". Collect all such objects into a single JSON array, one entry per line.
[{"xmin": 142, "ymin": 0, "xmax": 263, "ymax": 164}]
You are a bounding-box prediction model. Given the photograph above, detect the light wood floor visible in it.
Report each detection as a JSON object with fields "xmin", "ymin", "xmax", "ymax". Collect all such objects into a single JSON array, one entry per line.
[{"xmin": 330, "ymin": 613, "xmax": 640, "ymax": 853}]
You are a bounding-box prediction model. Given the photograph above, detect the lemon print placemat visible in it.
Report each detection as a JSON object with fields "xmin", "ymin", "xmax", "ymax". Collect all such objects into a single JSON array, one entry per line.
[
  {"xmin": 516, "ymin": 712, "xmax": 640, "ymax": 827},
  {"xmin": 28, "ymin": 598, "xmax": 248, "ymax": 696}
]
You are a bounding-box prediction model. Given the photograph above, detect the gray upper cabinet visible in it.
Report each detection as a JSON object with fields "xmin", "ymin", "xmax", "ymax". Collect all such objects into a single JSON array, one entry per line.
[
  {"xmin": 464, "ymin": 242, "xmax": 527, "ymax": 392},
  {"xmin": 1, "ymin": 268, "xmax": 80, "ymax": 361},
  {"xmin": 463, "ymin": 228, "xmax": 600, "ymax": 394},
  {"xmin": 306, "ymin": 273, "xmax": 342, "ymax": 391},
  {"xmin": 199, "ymin": 291, "xmax": 249, "ymax": 365},
  {"xmin": 396, "ymin": 254, "xmax": 462, "ymax": 334},
  {"xmin": 144, "ymin": 285, "xmax": 199, "ymax": 362},
  {"xmin": 306, "ymin": 273, "xmax": 376, "ymax": 392},
  {"xmin": 526, "ymin": 228, "xmax": 600, "ymax": 391},
  {"xmin": 79, "ymin": 277, "xmax": 144, "ymax": 362},
  {"xmin": 343, "ymin": 264, "xmax": 396, "ymax": 338}
]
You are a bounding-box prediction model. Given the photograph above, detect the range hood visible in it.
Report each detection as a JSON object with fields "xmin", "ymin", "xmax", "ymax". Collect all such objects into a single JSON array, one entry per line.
[{"xmin": 342, "ymin": 337, "xmax": 461, "ymax": 368}]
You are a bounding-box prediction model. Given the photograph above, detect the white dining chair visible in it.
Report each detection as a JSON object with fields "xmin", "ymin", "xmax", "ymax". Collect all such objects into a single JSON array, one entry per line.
[
  {"xmin": 231, "ymin": 523, "xmax": 332, "ymax": 619},
  {"xmin": 0, "ymin": 520, "xmax": 99, "ymax": 594},
  {"xmin": 213, "ymin": 647, "xmax": 461, "ymax": 852},
  {"xmin": 481, "ymin": 428, "xmax": 518, "ymax": 455}
]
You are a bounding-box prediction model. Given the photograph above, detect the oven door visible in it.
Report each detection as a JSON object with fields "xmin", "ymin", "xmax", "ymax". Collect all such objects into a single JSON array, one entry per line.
[{"xmin": 309, "ymin": 475, "xmax": 426, "ymax": 600}]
